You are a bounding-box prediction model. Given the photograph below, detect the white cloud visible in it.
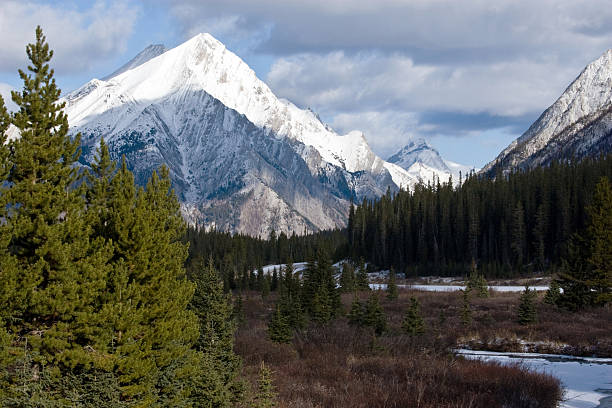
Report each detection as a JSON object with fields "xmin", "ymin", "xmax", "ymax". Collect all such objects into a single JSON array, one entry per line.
[
  {"xmin": 267, "ymin": 51, "xmax": 577, "ymax": 118},
  {"xmin": 331, "ymin": 111, "xmax": 422, "ymax": 159},
  {"xmin": 0, "ymin": 0, "xmax": 139, "ymax": 74}
]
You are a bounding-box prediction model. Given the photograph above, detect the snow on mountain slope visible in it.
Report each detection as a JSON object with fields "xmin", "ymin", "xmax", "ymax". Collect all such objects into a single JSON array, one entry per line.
[
  {"xmin": 483, "ymin": 49, "xmax": 612, "ymax": 175},
  {"xmin": 68, "ymin": 33, "xmax": 403, "ymax": 181},
  {"xmin": 387, "ymin": 138, "xmax": 476, "ymax": 184},
  {"xmin": 63, "ymin": 34, "xmax": 417, "ymax": 235},
  {"xmin": 387, "ymin": 138, "xmax": 450, "ymax": 173},
  {"xmin": 102, "ymin": 44, "xmax": 168, "ymax": 81}
]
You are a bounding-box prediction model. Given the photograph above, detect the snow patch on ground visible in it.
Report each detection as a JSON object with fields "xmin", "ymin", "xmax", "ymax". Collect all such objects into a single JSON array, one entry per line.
[{"xmin": 456, "ymin": 349, "xmax": 612, "ymax": 408}]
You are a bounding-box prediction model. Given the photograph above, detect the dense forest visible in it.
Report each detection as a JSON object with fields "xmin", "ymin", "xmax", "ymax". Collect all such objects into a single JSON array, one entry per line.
[{"xmin": 348, "ymin": 155, "xmax": 612, "ymax": 277}]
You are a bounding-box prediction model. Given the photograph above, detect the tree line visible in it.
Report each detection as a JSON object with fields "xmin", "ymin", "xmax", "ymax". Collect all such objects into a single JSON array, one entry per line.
[{"xmin": 348, "ymin": 155, "xmax": 612, "ymax": 277}]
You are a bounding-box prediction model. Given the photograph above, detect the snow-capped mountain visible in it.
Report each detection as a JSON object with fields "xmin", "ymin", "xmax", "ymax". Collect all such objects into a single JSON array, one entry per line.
[
  {"xmin": 387, "ymin": 138, "xmax": 475, "ymax": 184},
  {"xmin": 63, "ymin": 33, "xmax": 420, "ymax": 236},
  {"xmin": 483, "ymin": 49, "xmax": 612, "ymax": 175}
]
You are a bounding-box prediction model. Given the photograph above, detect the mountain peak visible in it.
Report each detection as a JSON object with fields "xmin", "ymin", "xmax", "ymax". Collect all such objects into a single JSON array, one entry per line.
[
  {"xmin": 482, "ymin": 48, "xmax": 612, "ymax": 175},
  {"xmin": 387, "ymin": 138, "xmax": 450, "ymax": 173}
]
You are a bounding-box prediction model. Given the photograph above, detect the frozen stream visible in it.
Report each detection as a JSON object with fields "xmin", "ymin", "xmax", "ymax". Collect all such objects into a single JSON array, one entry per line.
[
  {"xmin": 456, "ymin": 349, "xmax": 612, "ymax": 408},
  {"xmin": 369, "ymin": 283, "xmax": 549, "ymax": 292}
]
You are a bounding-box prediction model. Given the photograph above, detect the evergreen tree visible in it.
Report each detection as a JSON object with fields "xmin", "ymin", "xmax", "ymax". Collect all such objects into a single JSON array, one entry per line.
[
  {"xmin": 466, "ymin": 260, "xmax": 489, "ymax": 298},
  {"xmin": 511, "ymin": 201, "xmax": 526, "ymax": 267},
  {"xmin": 583, "ymin": 177, "xmax": 612, "ymax": 306},
  {"xmin": 339, "ymin": 262, "xmax": 356, "ymax": 293},
  {"xmin": 0, "ymin": 26, "xmax": 117, "ymax": 402},
  {"xmin": 460, "ymin": 289, "xmax": 472, "ymax": 327},
  {"xmin": 189, "ymin": 259, "xmax": 244, "ymax": 406},
  {"xmin": 233, "ymin": 292, "xmax": 246, "ymax": 325},
  {"xmin": 355, "ymin": 258, "xmax": 370, "ymax": 290},
  {"xmin": 558, "ymin": 177, "xmax": 612, "ymax": 309},
  {"xmin": 543, "ymin": 279, "xmax": 561, "ymax": 306},
  {"xmin": 268, "ymin": 304, "xmax": 293, "ymax": 344},
  {"xmin": 518, "ymin": 285, "xmax": 537, "ymax": 325},
  {"xmin": 386, "ymin": 267, "xmax": 399, "ymax": 300},
  {"xmin": 363, "ymin": 293, "xmax": 387, "ymax": 335},
  {"xmin": 402, "ymin": 297, "xmax": 426, "ymax": 336},
  {"xmin": 253, "ymin": 362, "xmax": 277, "ymax": 408},
  {"xmin": 347, "ymin": 294, "xmax": 364, "ymax": 326}
]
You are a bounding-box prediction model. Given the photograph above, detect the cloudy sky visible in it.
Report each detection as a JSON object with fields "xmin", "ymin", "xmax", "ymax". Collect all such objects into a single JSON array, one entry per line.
[{"xmin": 1, "ymin": 0, "xmax": 612, "ymax": 166}]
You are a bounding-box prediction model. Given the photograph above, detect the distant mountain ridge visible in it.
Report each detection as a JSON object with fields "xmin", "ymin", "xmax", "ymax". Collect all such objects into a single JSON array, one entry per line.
[
  {"xmin": 483, "ymin": 49, "xmax": 612, "ymax": 175},
  {"xmin": 388, "ymin": 138, "xmax": 475, "ymax": 184}
]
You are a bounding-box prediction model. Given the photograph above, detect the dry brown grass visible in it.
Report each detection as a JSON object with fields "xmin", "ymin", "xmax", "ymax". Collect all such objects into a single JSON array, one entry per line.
[{"xmin": 235, "ymin": 290, "xmax": 566, "ymax": 408}]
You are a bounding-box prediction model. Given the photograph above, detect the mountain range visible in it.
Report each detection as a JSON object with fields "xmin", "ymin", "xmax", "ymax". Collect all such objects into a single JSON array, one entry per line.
[
  {"xmin": 62, "ymin": 33, "xmax": 461, "ymax": 236},
  {"xmin": 483, "ymin": 49, "xmax": 612, "ymax": 175}
]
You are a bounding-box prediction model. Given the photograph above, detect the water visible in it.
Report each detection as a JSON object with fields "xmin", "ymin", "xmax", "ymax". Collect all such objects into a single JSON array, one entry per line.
[
  {"xmin": 369, "ymin": 283, "xmax": 549, "ymax": 292},
  {"xmin": 456, "ymin": 349, "xmax": 612, "ymax": 408}
]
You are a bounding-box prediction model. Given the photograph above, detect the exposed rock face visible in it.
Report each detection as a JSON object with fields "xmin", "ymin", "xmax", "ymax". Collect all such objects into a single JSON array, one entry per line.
[
  {"xmin": 483, "ymin": 49, "xmax": 612, "ymax": 176},
  {"xmin": 63, "ymin": 33, "xmax": 420, "ymax": 236}
]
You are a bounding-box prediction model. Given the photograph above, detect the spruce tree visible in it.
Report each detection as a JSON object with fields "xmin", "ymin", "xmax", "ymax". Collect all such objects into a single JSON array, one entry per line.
[
  {"xmin": 0, "ymin": 27, "xmax": 117, "ymax": 401},
  {"xmin": 402, "ymin": 297, "xmax": 425, "ymax": 336},
  {"xmin": 189, "ymin": 259, "xmax": 243, "ymax": 406},
  {"xmin": 518, "ymin": 285, "xmax": 537, "ymax": 325},
  {"xmin": 558, "ymin": 177, "xmax": 612, "ymax": 309},
  {"xmin": 386, "ymin": 267, "xmax": 399, "ymax": 300},
  {"xmin": 466, "ymin": 260, "xmax": 489, "ymax": 298},
  {"xmin": 363, "ymin": 293, "xmax": 386, "ymax": 335},
  {"xmin": 356, "ymin": 258, "xmax": 370, "ymax": 291},
  {"xmin": 583, "ymin": 177, "xmax": 612, "ymax": 306},
  {"xmin": 460, "ymin": 289, "xmax": 472, "ymax": 327},
  {"xmin": 543, "ymin": 279, "xmax": 561, "ymax": 306},
  {"xmin": 253, "ymin": 362, "xmax": 277, "ymax": 408},
  {"xmin": 347, "ymin": 294, "xmax": 364, "ymax": 326},
  {"xmin": 339, "ymin": 262, "xmax": 355, "ymax": 293},
  {"xmin": 268, "ymin": 304, "xmax": 293, "ymax": 344}
]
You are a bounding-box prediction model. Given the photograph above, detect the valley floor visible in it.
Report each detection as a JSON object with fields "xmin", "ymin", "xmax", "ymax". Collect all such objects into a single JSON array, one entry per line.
[{"xmin": 231, "ymin": 287, "xmax": 612, "ymax": 407}]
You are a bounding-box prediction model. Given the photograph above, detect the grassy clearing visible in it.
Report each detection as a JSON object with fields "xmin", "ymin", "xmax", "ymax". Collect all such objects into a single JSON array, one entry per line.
[{"xmin": 235, "ymin": 289, "xmax": 569, "ymax": 408}]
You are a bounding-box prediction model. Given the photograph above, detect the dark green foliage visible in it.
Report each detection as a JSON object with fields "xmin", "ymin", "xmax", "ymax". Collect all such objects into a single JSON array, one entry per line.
[
  {"xmin": 518, "ymin": 286, "xmax": 537, "ymax": 325},
  {"xmin": 268, "ymin": 305, "xmax": 293, "ymax": 344},
  {"xmin": 346, "ymin": 154, "xmax": 612, "ymax": 277},
  {"xmin": 277, "ymin": 262, "xmax": 305, "ymax": 331},
  {"xmin": 355, "ymin": 258, "xmax": 370, "ymax": 291},
  {"xmin": 233, "ymin": 293, "xmax": 245, "ymax": 325},
  {"xmin": 558, "ymin": 177, "xmax": 612, "ymax": 309},
  {"xmin": 402, "ymin": 297, "xmax": 425, "ymax": 336},
  {"xmin": 339, "ymin": 262, "xmax": 356, "ymax": 293},
  {"xmin": 347, "ymin": 295, "xmax": 364, "ymax": 326},
  {"xmin": 253, "ymin": 362, "xmax": 277, "ymax": 408},
  {"xmin": 363, "ymin": 293, "xmax": 387, "ymax": 335},
  {"xmin": 466, "ymin": 260, "xmax": 489, "ymax": 298},
  {"xmin": 386, "ymin": 267, "xmax": 399, "ymax": 300},
  {"xmin": 543, "ymin": 279, "xmax": 561, "ymax": 306},
  {"xmin": 460, "ymin": 289, "xmax": 472, "ymax": 327},
  {"xmin": 189, "ymin": 259, "xmax": 243, "ymax": 406},
  {"xmin": 0, "ymin": 28, "xmax": 210, "ymax": 406},
  {"xmin": 302, "ymin": 250, "xmax": 341, "ymax": 324},
  {"xmin": 184, "ymin": 226, "xmax": 348, "ymax": 289}
]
